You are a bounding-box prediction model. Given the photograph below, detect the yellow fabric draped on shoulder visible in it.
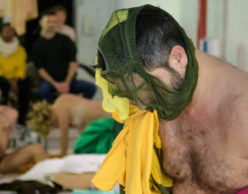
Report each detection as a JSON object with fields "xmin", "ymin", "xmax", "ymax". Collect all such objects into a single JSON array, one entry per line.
[{"xmin": 92, "ymin": 105, "xmax": 173, "ymax": 193}]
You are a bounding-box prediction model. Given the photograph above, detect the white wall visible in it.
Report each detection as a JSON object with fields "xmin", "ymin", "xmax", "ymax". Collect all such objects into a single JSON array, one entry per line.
[
  {"xmin": 74, "ymin": 0, "xmax": 118, "ymax": 100},
  {"xmin": 224, "ymin": 0, "xmax": 248, "ymax": 70},
  {"xmin": 75, "ymin": 0, "xmax": 118, "ymax": 65},
  {"xmin": 206, "ymin": 0, "xmax": 248, "ymax": 70},
  {"xmin": 74, "ymin": 0, "xmax": 248, "ymax": 75},
  {"xmin": 116, "ymin": 0, "xmax": 248, "ymax": 71},
  {"xmin": 117, "ymin": 0, "xmax": 198, "ymax": 44},
  {"xmin": 117, "ymin": 0, "xmax": 181, "ymax": 21}
]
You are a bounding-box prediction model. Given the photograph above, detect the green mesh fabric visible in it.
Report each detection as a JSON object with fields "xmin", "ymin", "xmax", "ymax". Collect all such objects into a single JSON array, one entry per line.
[{"xmin": 98, "ymin": 4, "xmax": 198, "ymax": 120}]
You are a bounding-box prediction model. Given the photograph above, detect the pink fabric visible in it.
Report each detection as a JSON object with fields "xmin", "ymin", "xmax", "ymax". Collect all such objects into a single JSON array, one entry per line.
[{"xmin": 236, "ymin": 188, "xmax": 248, "ymax": 194}]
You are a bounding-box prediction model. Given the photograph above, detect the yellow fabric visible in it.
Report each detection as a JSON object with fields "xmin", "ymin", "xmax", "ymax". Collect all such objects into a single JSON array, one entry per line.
[
  {"xmin": 92, "ymin": 105, "xmax": 173, "ymax": 194},
  {"xmin": 150, "ymin": 148, "xmax": 173, "ymax": 193},
  {"xmin": 0, "ymin": 46, "xmax": 27, "ymax": 79},
  {"xmin": 95, "ymin": 68, "xmax": 129, "ymax": 120}
]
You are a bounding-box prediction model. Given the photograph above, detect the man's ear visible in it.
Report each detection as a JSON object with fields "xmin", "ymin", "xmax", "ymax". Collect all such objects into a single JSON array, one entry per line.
[
  {"xmin": 169, "ymin": 45, "xmax": 188, "ymax": 76},
  {"xmin": 169, "ymin": 45, "xmax": 188, "ymax": 68}
]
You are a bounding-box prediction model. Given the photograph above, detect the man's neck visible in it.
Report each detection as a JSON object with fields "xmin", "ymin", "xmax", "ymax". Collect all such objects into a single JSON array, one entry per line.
[
  {"xmin": 184, "ymin": 50, "xmax": 233, "ymax": 115},
  {"xmin": 41, "ymin": 30, "xmax": 56, "ymax": 39}
]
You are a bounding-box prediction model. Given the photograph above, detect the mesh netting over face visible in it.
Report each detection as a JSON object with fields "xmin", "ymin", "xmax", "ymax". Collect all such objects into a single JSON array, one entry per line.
[{"xmin": 97, "ymin": 5, "xmax": 198, "ymax": 120}]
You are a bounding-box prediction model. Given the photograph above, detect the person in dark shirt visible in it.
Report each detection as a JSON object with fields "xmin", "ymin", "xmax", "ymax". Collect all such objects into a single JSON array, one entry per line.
[{"xmin": 33, "ymin": 10, "xmax": 96, "ymax": 102}]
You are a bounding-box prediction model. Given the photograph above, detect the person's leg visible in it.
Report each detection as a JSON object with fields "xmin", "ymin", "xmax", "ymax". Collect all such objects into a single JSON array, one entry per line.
[
  {"xmin": 50, "ymin": 172, "xmax": 95, "ymax": 190},
  {"xmin": 37, "ymin": 81, "xmax": 55, "ymax": 103},
  {"xmin": 17, "ymin": 78, "xmax": 31, "ymax": 125},
  {"xmin": 0, "ymin": 106, "xmax": 18, "ymax": 158},
  {"xmin": 0, "ymin": 76, "xmax": 10, "ymax": 104},
  {"xmin": 70, "ymin": 79, "xmax": 96, "ymax": 99},
  {"xmin": 0, "ymin": 143, "xmax": 48, "ymax": 174}
]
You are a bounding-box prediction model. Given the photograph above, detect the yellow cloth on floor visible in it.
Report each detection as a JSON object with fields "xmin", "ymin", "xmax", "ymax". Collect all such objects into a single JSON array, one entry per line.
[{"xmin": 92, "ymin": 105, "xmax": 173, "ymax": 194}]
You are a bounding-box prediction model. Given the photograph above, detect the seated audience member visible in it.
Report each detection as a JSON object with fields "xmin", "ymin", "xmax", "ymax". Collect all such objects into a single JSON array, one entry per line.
[
  {"xmin": 53, "ymin": 5, "xmax": 75, "ymax": 41},
  {"xmin": 0, "ymin": 106, "xmax": 48, "ymax": 174},
  {"xmin": 28, "ymin": 94, "xmax": 112, "ymax": 156},
  {"xmin": 0, "ymin": 23, "xmax": 30, "ymax": 125},
  {"xmin": 32, "ymin": 10, "xmax": 96, "ymax": 103}
]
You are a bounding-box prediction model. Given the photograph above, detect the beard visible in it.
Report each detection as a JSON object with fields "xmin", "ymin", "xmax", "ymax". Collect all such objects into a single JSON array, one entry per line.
[{"xmin": 165, "ymin": 66, "xmax": 185, "ymax": 91}]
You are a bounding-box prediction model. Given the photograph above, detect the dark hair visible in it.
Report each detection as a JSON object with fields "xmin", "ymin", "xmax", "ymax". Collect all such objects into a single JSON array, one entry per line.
[
  {"xmin": 41, "ymin": 9, "xmax": 56, "ymax": 19},
  {"xmin": 136, "ymin": 6, "xmax": 186, "ymax": 71},
  {"xmin": 52, "ymin": 5, "xmax": 67, "ymax": 14},
  {"xmin": 0, "ymin": 22, "xmax": 11, "ymax": 32}
]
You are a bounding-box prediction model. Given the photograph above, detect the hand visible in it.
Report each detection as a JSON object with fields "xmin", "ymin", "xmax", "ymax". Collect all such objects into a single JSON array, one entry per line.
[
  {"xmin": 54, "ymin": 82, "xmax": 69, "ymax": 94},
  {"xmin": 54, "ymin": 82, "xmax": 64, "ymax": 94},
  {"xmin": 60, "ymin": 82, "xmax": 70, "ymax": 94}
]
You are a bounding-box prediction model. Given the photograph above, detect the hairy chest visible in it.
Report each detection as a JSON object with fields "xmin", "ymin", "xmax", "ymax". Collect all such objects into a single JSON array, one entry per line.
[{"xmin": 159, "ymin": 115, "xmax": 248, "ymax": 193}]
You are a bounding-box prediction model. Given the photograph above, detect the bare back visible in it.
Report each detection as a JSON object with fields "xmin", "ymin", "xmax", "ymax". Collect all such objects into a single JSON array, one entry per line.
[{"xmin": 53, "ymin": 94, "xmax": 110, "ymax": 130}]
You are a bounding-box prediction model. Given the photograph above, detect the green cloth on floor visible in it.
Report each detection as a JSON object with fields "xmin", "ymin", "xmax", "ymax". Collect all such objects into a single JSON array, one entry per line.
[{"xmin": 74, "ymin": 117, "xmax": 123, "ymax": 154}]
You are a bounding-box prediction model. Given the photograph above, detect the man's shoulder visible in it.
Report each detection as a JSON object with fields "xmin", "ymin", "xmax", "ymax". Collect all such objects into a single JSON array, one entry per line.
[
  {"xmin": 221, "ymin": 90, "xmax": 248, "ymax": 127},
  {"xmin": 63, "ymin": 25, "xmax": 75, "ymax": 32},
  {"xmin": 62, "ymin": 25, "xmax": 75, "ymax": 35}
]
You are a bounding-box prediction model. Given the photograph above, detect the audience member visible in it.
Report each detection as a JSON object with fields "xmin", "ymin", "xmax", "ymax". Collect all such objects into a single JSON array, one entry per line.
[
  {"xmin": 53, "ymin": 5, "xmax": 75, "ymax": 41},
  {"xmin": 0, "ymin": 23, "xmax": 30, "ymax": 125},
  {"xmin": 32, "ymin": 10, "xmax": 96, "ymax": 103},
  {"xmin": 27, "ymin": 94, "xmax": 111, "ymax": 156},
  {"xmin": 0, "ymin": 106, "xmax": 48, "ymax": 174}
]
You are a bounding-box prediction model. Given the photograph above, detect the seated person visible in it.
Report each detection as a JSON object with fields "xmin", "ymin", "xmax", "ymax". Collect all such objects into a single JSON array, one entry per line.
[
  {"xmin": 53, "ymin": 5, "xmax": 76, "ymax": 41},
  {"xmin": 0, "ymin": 106, "xmax": 48, "ymax": 174},
  {"xmin": 32, "ymin": 10, "xmax": 96, "ymax": 103},
  {"xmin": 27, "ymin": 94, "xmax": 112, "ymax": 156},
  {"xmin": 0, "ymin": 23, "xmax": 30, "ymax": 125}
]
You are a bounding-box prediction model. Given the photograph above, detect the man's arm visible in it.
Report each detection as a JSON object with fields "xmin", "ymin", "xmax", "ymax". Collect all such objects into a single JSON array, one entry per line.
[
  {"xmin": 56, "ymin": 108, "xmax": 70, "ymax": 156},
  {"xmin": 38, "ymin": 68, "xmax": 65, "ymax": 93},
  {"xmin": 38, "ymin": 68, "xmax": 57, "ymax": 87},
  {"xmin": 63, "ymin": 37, "xmax": 77, "ymax": 91},
  {"xmin": 65, "ymin": 61, "xmax": 78, "ymax": 84}
]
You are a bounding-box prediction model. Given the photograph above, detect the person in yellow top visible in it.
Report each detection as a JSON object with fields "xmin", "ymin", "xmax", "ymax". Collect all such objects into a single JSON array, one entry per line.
[{"xmin": 0, "ymin": 23, "xmax": 30, "ymax": 125}]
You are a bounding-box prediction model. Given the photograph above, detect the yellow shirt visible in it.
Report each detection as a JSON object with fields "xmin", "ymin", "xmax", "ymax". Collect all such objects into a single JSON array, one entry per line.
[{"xmin": 0, "ymin": 46, "xmax": 27, "ymax": 80}]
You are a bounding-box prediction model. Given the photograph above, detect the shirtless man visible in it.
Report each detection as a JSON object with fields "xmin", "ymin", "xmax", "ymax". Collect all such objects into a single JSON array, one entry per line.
[
  {"xmin": 95, "ymin": 5, "xmax": 248, "ymax": 194},
  {"xmin": 0, "ymin": 106, "xmax": 48, "ymax": 174},
  {"xmin": 28, "ymin": 94, "xmax": 111, "ymax": 156}
]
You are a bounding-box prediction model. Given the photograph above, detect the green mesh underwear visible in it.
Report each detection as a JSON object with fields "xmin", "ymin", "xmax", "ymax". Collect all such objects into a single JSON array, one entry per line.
[{"xmin": 97, "ymin": 4, "xmax": 198, "ymax": 120}]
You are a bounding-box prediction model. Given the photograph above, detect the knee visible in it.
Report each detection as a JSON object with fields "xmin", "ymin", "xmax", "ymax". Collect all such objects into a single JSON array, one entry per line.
[
  {"xmin": 27, "ymin": 143, "xmax": 46, "ymax": 154},
  {"xmin": 85, "ymin": 84, "xmax": 97, "ymax": 99},
  {"xmin": 37, "ymin": 83, "xmax": 53, "ymax": 100}
]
